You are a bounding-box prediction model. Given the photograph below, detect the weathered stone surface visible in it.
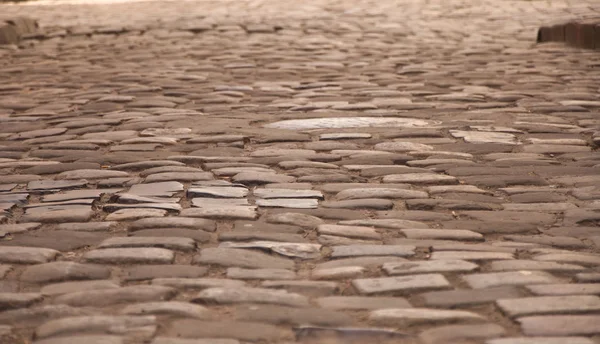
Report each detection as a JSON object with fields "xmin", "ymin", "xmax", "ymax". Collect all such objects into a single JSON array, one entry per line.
[
  {"xmin": 193, "ymin": 248, "xmax": 294, "ymax": 269},
  {"xmin": 384, "ymin": 260, "xmax": 478, "ymax": 275},
  {"xmin": 20, "ymin": 262, "xmax": 111, "ymax": 283},
  {"xmin": 152, "ymin": 338, "xmax": 239, "ymax": 344},
  {"xmin": 525, "ymin": 283, "xmax": 600, "ymax": 296},
  {"xmin": 41, "ymin": 280, "xmax": 120, "ymax": 296},
  {"xmin": 422, "ymin": 287, "xmax": 522, "ymax": 307},
  {"xmin": 316, "ymin": 296, "xmax": 411, "ymax": 310},
  {"xmin": 463, "ymin": 271, "xmax": 560, "ymax": 289},
  {"xmin": 331, "ymin": 245, "xmax": 415, "ymax": 258},
  {"xmin": 193, "ymin": 287, "xmax": 309, "ymax": 307},
  {"xmin": 181, "ymin": 206, "xmax": 257, "ymax": 220},
  {"xmin": 421, "ymin": 324, "xmax": 506, "ymax": 344},
  {"xmin": 122, "ymin": 265, "xmax": 207, "ymax": 281},
  {"xmin": 227, "ymin": 267, "xmax": 296, "ymax": 280},
  {"xmin": 33, "ymin": 335, "xmax": 125, "ymax": 344},
  {"xmin": 130, "ymin": 217, "xmax": 216, "ymax": 232},
  {"xmin": 236, "ymin": 304, "xmax": 352, "ymax": 326},
  {"xmin": 370, "ymin": 308, "xmax": 484, "ymax": 324},
  {"xmin": 121, "ymin": 301, "xmax": 210, "ymax": 319},
  {"xmin": 518, "ymin": 315, "xmax": 600, "ymax": 336},
  {"xmin": 266, "ymin": 212, "xmax": 324, "ymax": 228},
  {"xmin": 353, "ymin": 274, "xmax": 451, "ymax": 294},
  {"xmin": 497, "ymin": 295, "xmax": 600, "ymax": 317},
  {"xmin": 0, "ymin": 246, "xmax": 58, "ymax": 264},
  {"xmin": 486, "ymin": 337, "xmax": 595, "ymax": 344},
  {"xmin": 83, "ymin": 248, "xmax": 175, "ymax": 264},
  {"xmin": 98, "ymin": 237, "xmax": 196, "ymax": 251},
  {"xmin": 0, "ymin": 293, "xmax": 42, "ymax": 310},
  {"xmin": 35, "ymin": 315, "xmax": 156, "ymax": 339},
  {"xmin": 53, "ymin": 285, "xmax": 176, "ymax": 307},
  {"xmin": 220, "ymin": 241, "xmax": 321, "ymax": 259},
  {"xmin": 168, "ymin": 320, "xmax": 290, "ymax": 341},
  {"xmin": 318, "ymin": 224, "xmax": 380, "ymax": 240}
]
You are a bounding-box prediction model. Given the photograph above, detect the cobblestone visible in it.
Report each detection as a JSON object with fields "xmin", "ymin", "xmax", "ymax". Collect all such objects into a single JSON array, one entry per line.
[{"xmin": 1, "ymin": 0, "xmax": 599, "ymax": 342}]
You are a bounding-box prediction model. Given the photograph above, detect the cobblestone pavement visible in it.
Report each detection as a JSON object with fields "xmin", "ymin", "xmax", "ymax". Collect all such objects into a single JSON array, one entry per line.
[{"xmin": 1, "ymin": 0, "xmax": 600, "ymax": 343}]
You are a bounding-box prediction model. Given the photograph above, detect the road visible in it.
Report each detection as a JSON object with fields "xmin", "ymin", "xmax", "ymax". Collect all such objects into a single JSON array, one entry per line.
[{"xmin": 0, "ymin": 0, "xmax": 599, "ymax": 343}]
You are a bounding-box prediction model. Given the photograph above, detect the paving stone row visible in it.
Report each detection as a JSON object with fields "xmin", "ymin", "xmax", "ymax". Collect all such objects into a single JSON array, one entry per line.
[{"xmin": 0, "ymin": 0, "xmax": 600, "ymax": 343}]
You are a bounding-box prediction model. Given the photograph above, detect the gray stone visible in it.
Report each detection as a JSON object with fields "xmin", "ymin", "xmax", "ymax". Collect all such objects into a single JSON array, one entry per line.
[
  {"xmin": 254, "ymin": 188, "xmax": 323, "ymax": 199},
  {"xmin": 187, "ymin": 187, "xmax": 248, "ymax": 198},
  {"xmin": 489, "ymin": 260, "xmax": 586, "ymax": 272},
  {"xmin": 43, "ymin": 189, "xmax": 122, "ymax": 202},
  {"xmin": 191, "ymin": 198, "xmax": 249, "ymax": 207},
  {"xmin": 152, "ymin": 338, "xmax": 239, "ymax": 344},
  {"xmin": 316, "ymin": 296, "xmax": 411, "ymax": 310},
  {"xmin": 266, "ymin": 212, "xmax": 324, "ymax": 228},
  {"xmin": 98, "ymin": 237, "xmax": 196, "ymax": 251},
  {"xmin": 317, "ymin": 256, "xmax": 407, "ymax": 269},
  {"xmin": 525, "ymin": 283, "xmax": 600, "ymax": 296},
  {"xmin": 20, "ymin": 262, "xmax": 111, "ymax": 283},
  {"xmin": 321, "ymin": 199, "xmax": 394, "ymax": 210},
  {"xmin": 352, "ymin": 274, "xmax": 451, "ymax": 294},
  {"xmin": 57, "ymin": 222, "xmax": 116, "ymax": 232},
  {"xmin": 181, "ymin": 206, "xmax": 257, "ymax": 220},
  {"xmin": 383, "ymin": 173, "xmax": 457, "ymax": 184},
  {"xmin": 40, "ymin": 280, "xmax": 120, "ymax": 295},
  {"xmin": 463, "ymin": 271, "xmax": 560, "ymax": 289},
  {"xmin": 331, "ymin": 245, "xmax": 415, "ymax": 258},
  {"xmin": 421, "ymin": 324, "xmax": 506, "ymax": 344},
  {"xmin": 431, "ymin": 251, "xmax": 514, "ymax": 261},
  {"xmin": 0, "ymin": 223, "xmax": 41, "ymax": 234},
  {"xmin": 338, "ymin": 218, "xmax": 429, "ymax": 229},
  {"xmin": 370, "ymin": 308, "xmax": 484, "ymax": 324},
  {"xmin": 194, "ymin": 248, "xmax": 294, "ymax": 269},
  {"xmin": 128, "ymin": 182, "xmax": 184, "ymax": 197},
  {"xmin": 103, "ymin": 202, "xmax": 182, "ymax": 212},
  {"xmin": 312, "ymin": 266, "xmax": 365, "ymax": 280},
  {"xmin": 402, "ymin": 229, "xmax": 484, "ymax": 241},
  {"xmin": 235, "ymin": 304, "xmax": 352, "ymax": 326},
  {"xmin": 518, "ymin": 315, "xmax": 600, "ymax": 336},
  {"xmin": 145, "ymin": 172, "xmax": 213, "ymax": 182},
  {"xmin": 227, "ymin": 268, "xmax": 296, "ymax": 280},
  {"xmin": 255, "ymin": 198, "xmax": 319, "ymax": 209},
  {"xmin": 22, "ymin": 205, "xmax": 94, "ymax": 223},
  {"xmin": 318, "ymin": 224, "xmax": 380, "ymax": 240},
  {"xmin": 56, "ymin": 170, "xmax": 129, "ymax": 180},
  {"xmin": 83, "ymin": 248, "xmax": 174, "ymax": 264},
  {"xmin": 167, "ymin": 320, "xmax": 289, "ymax": 341},
  {"xmin": 121, "ymin": 301, "xmax": 210, "ymax": 319},
  {"xmin": 52, "ymin": 285, "xmax": 175, "ymax": 307},
  {"xmin": 35, "ymin": 315, "xmax": 156, "ymax": 339},
  {"xmin": 336, "ymin": 188, "xmax": 427, "ymax": 200},
  {"xmin": 486, "ymin": 337, "xmax": 595, "ymax": 344},
  {"xmin": 384, "ymin": 260, "xmax": 478, "ymax": 275},
  {"xmin": 193, "ymin": 287, "xmax": 309, "ymax": 307},
  {"xmin": 497, "ymin": 295, "xmax": 600, "ymax": 317},
  {"xmin": 34, "ymin": 335, "xmax": 125, "ymax": 344},
  {"xmin": 105, "ymin": 209, "xmax": 167, "ymax": 221},
  {"xmin": 261, "ymin": 280, "xmax": 338, "ymax": 295},
  {"xmin": 28, "ymin": 180, "xmax": 88, "ymax": 191},
  {"xmin": 123, "ymin": 265, "xmax": 207, "ymax": 281},
  {"xmin": 0, "ymin": 246, "xmax": 58, "ymax": 264},
  {"xmin": 264, "ymin": 117, "xmax": 433, "ymax": 130},
  {"xmin": 130, "ymin": 217, "xmax": 215, "ymax": 232},
  {"xmin": 422, "ymin": 287, "xmax": 523, "ymax": 307},
  {"xmin": 219, "ymin": 241, "xmax": 321, "ymax": 259},
  {"xmin": 0, "ymin": 292, "xmax": 42, "ymax": 310}
]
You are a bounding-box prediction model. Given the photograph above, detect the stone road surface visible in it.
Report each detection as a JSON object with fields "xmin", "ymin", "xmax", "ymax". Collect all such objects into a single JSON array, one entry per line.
[{"xmin": 1, "ymin": 0, "xmax": 600, "ymax": 343}]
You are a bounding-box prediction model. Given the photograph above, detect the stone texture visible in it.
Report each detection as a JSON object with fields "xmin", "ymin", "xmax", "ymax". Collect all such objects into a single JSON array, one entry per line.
[
  {"xmin": 497, "ymin": 295, "xmax": 600, "ymax": 317},
  {"xmin": 352, "ymin": 274, "xmax": 451, "ymax": 294},
  {"xmin": 193, "ymin": 248, "xmax": 294, "ymax": 269}
]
